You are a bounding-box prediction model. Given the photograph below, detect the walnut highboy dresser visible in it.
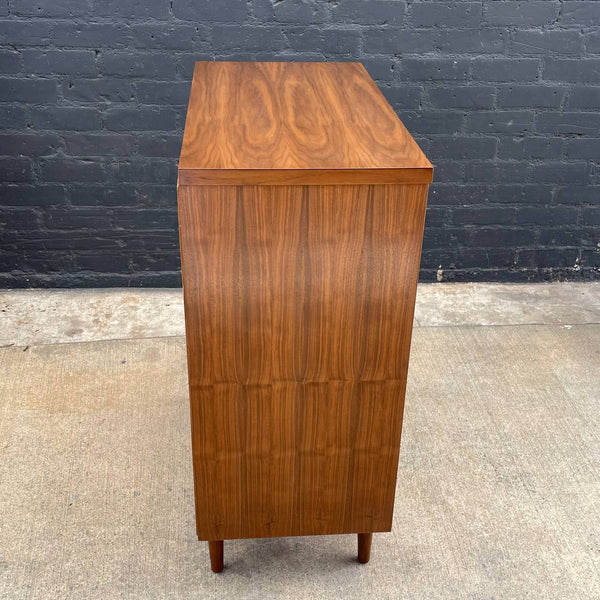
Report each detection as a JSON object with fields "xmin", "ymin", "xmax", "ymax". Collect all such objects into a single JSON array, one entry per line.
[{"xmin": 177, "ymin": 61, "xmax": 433, "ymax": 573}]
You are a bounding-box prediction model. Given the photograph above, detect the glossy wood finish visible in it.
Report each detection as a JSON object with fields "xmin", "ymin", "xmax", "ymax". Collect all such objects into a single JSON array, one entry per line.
[
  {"xmin": 208, "ymin": 541, "xmax": 224, "ymax": 573},
  {"xmin": 179, "ymin": 184, "xmax": 427, "ymax": 387},
  {"xmin": 178, "ymin": 183, "xmax": 428, "ymax": 541},
  {"xmin": 179, "ymin": 62, "xmax": 432, "ymax": 186},
  {"xmin": 179, "ymin": 167, "xmax": 431, "ymax": 186},
  {"xmin": 357, "ymin": 533, "xmax": 373, "ymax": 564},
  {"xmin": 177, "ymin": 61, "xmax": 432, "ymax": 567}
]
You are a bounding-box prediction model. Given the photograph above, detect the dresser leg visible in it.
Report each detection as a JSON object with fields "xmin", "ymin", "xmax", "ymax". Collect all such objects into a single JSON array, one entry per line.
[
  {"xmin": 357, "ymin": 533, "xmax": 373, "ymax": 564},
  {"xmin": 209, "ymin": 540, "xmax": 224, "ymax": 573}
]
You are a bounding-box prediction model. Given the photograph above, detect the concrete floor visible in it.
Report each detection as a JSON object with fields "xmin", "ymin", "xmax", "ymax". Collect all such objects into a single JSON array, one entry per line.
[
  {"xmin": 0, "ymin": 283, "xmax": 599, "ymax": 599},
  {"xmin": 1, "ymin": 282, "xmax": 599, "ymax": 348}
]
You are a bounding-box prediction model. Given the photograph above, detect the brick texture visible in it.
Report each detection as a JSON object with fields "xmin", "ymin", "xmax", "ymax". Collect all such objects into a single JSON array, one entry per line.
[{"xmin": 1, "ymin": 0, "xmax": 599, "ymax": 286}]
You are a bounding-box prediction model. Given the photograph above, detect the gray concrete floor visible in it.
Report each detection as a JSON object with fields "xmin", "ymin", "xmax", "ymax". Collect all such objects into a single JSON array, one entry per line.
[
  {"xmin": 0, "ymin": 283, "xmax": 599, "ymax": 599},
  {"xmin": 1, "ymin": 282, "xmax": 599, "ymax": 348}
]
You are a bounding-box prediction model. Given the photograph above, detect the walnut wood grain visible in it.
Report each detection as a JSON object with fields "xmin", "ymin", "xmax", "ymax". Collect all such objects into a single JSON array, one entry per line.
[
  {"xmin": 357, "ymin": 533, "xmax": 373, "ymax": 564},
  {"xmin": 179, "ymin": 184, "xmax": 427, "ymax": 386},
  {"xmin": 178, "ymin": 167, "xmax": 432, "ymax": 186},
  {"xmin": 178, "ymin": 62, "xmax": 432, "ymax": 185},
  {"xmin": 178, "ymin": 62, "xmax": 432, "ymax": 565},
  {"xmin": 178, "ymin": 183, "xmax": 428, "ymax": 541},
  {"xmin": 208, "ymin": 541, "xmax": 224, "ymax": 573}
]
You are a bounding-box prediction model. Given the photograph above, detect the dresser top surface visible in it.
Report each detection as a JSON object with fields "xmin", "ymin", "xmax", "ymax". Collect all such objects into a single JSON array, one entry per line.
[{"xmin": 178, "ymin": 61, "xmax": 432, "ymax": 184}]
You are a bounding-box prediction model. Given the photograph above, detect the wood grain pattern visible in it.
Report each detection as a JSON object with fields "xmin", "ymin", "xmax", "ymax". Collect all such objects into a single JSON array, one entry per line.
[
  {"xmin": 178, "ymin": 61, "xmax": 431, "ymax": 557},
  {"xmin": 178, "ymin": 183, "xmax": 428, "ymax": 541},
  {"xmin": 208, "ymin": 541, "xmax": 224, "ymax": 573},
  {"xmin": 179, "ymin": 184, "xmax": 427, "ymax": 386},
  {"xmin": 178, "ymin": 62, "xmax": 432, "ymax": 185},
  {"xmin": 358, "ymin": 533, "xmax": 373, "ymax": 564},
  {"xmin": 178, "ymin": 167, "xmax": 431, "ymax": 186}
]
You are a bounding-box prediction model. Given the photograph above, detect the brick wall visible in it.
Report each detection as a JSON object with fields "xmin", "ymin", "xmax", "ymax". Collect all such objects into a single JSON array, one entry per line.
[{"xmin": 1, "ymin": 0, "xmax": 599, "ymax": 286}]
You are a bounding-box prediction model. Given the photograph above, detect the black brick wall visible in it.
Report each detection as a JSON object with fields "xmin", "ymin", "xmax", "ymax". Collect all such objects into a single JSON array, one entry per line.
[{"xmin": 1, "ymin": 0, "xmax": 599, "ymax": 287}]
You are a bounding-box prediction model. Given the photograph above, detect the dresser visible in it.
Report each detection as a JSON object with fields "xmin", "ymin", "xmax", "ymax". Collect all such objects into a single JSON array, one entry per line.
[{"xmin": 177, "ymin": 61, "xmax": 433, "ymax": 572}]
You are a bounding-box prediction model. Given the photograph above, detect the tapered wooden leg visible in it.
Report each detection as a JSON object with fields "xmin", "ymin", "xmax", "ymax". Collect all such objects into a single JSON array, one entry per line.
[
  {"xmin": 357, "ymin": 533, "xmax": 372, "ymax": 564},
  {"xmin": 209, "ymin": 540, "xmax": 224, "ymax": 573}
]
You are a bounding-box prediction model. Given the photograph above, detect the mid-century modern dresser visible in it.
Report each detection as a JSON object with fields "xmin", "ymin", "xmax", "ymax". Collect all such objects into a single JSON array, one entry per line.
[{"xmin": 177, "ymin": 61, "xmax": 433, "ymax": 572}]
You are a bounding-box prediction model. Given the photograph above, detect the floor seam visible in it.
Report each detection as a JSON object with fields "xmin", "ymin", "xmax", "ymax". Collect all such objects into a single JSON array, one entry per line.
[{"xmin": 2, "ymin": 321, "xmax": 600, "ymax": 350}]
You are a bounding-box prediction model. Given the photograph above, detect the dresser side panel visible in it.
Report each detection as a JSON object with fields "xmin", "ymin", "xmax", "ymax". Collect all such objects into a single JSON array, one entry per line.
[{"xmin": 177, "ymin": 183, "xmax": 428, "ymax": 540}]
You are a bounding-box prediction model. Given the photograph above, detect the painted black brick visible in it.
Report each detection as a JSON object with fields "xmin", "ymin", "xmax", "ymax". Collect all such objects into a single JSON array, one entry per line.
[
  {"xmin": 28, "ymin": 107, "xmax": 103, "ymax": 131},
  {"xmin": 39, "ymin": 159, "xmax": 105, "ymax": 182},
  {"xmin": 497, "ymin": 85, "xmax": 565, "ymax": 109},
  {"xmin": 435, "ymin": 30, "xmax": 508, "ymax": 55},
  {"xmin": 51, "ymin": 22, "xmax": 130, "ymax": 48},
  {"xmin": 428, "ymin": 184, "xmax": 496, "ymax": 205},
  {"xmin": 0, "ymin": 106, "xmax": 25, "ymax": 129},
  {"xmin": 539, "ymin": 228, "xmax": 589, "ymax": 246},
  {"xmin": 258, "ymin": 0, "xmax": 329, "ymax": 24},
  {"xmin": 0, "ymin": 78, "xmax": 57, "ymax": 102},
  {"xmin": 429, "ymin": 137, "xmax": 498, "ymax": 159},
  {"xmin": 583, "ymin": 207, "xmax": 600, "ymax": 226},
  {"xmin": 12, "ymin": 0, "xmax": 90, "ymax": 18},
  {"xmin": 485, "ymin": 1, "xmax": 559, "ymax": 26},
  {"xmin": 537, "ymin": 112, "xmax": 600, "ymax": 135},
  {"xmin": 130, "ymin": 24, "xmax": 206, "ymax": 50},
  {"xmin": 0, "ymin": 0, "xmax": 598, "ymax": 287},
  {"xmin": 495, "ymin": 185, "xmax": 554, "ymax": 205},
  {"xmin": 22, "ymin": 49, "xmax": 98, "ymax": 75},
  {"xmin": 561, "ymin": 2, "xmax": 600, "ymax": 27},
  {"xmin": 105, "ymin": 107, "xmax": 178, "ymax": 131},
  {"xmin": 355, "ymin": 57, "xmax": 394, "ymax": 81},
  {"xmin": 453, "ymin": 207, "xmax": 516, "ymax": 226},
  {"xmin": 64, "ymin": 133, "xmax": 137, "ymax": 157},
  {"xmin": 410, "ymin": 2, "xmax": 481, "ymax": 29},
  {"xmin": 428, "ymin": 86, "xmax": 495, "ymax": 109},
  {"xmin": 63, "ymin": 79, "xmax": 134, "ymax": 103},
  {"xmin": 363, "ymin": 29, "xmax": 432, "ymax": 55},
  {"xmin": 100, "ymin": 51, "xmax": 177, "ymax": 78},
  {"xmin": 0, "ymin": 158, "xmax": 33, "ymax": 182},
  {"xmin": 137, "ymin": 134, "xmax": 183, "ymax": 157},
  {"xmin": 517, "ymin": 206, "xmax": 580, "ymax": 226},
  {"xmin": 586, "ymin": 31, "xmax": 600, "ymax": 54},
  {"xmin": 564, "ymin": 139, "xmax": 600, "ymax": 160},
  {"xmin": 401, "ymin": 111, "xmax": 465, "ymax": 135},
  {"xmin": 0, "ymin": 50, "xmax": 22, "ymax": 73},
  {"xmin": 332, "ymin": 1, "xmax": 405, "ymax": 26},
  {"xmin": 499, "ymin": 138, "xmax": 564, "ymax": 160},
  {"xmin": 211, "ymin": 25, "xmax": 286, "ymax": 52},
  {"xmin": 136, "ymin": 81, "xmax": 191, "ymax": 105},
  {"xmin": 472, "ymin": 58, "xmax": 540, "ymax": 82},
  {"xmin": 569, "ymin": 86, "xmax": 600, "ymax": 108},
  {"xmin": 402, "ymin": 58, "xmax": 471, "ymax": 81},
  {"xmin": 431, "ymin": 161, "xmax": 463, "ymax": 183},
  {"xmin": 174, "ymin": 0, "xmax": 249, "ymax": 23},
  {"xmin": 379, "ymin": 85, "xmax": 423, "ymax": 109},
  {"xmin": 106, "ymin": 158, "xmax": 178, "ymax": 183},
  {"xmin": 0, "ymin": 133, "xmax": 61, "ymax": 157},
  {"xmin": 544, "ymin": 59, "xmax": 600, "ymax": 83},
  {"xmin": 518, "ymin": 249, "xmax": 580, "ymax": 269},
  {"xmin": 555, "ymin": 186, "xmax": 600, "ymax": 205},
  {"xmin": 531, "ymin": 162, "xmax": 590, "ymax": 184},
  {"xmin": 465, "ymin": 111, "xmax": 535, "ymax": 134},
  {"xmin": 0, "ymin": 20, "xmax": 51, "ymax": 45},
  {"xmin": 469, "ymin": 227, "xmax": 535, "ymax": 248},
  {"xmin": 510, "ymin": 30, "xmax": 584, "ymax": 56},
  {"xmin": 93, "ymin": 0, "xmax": 170, "ymax": 20},
  {"xmin": 463, "ymin": 161, "xmax": 530, "ymax": 184},
  {"xmin": 1, "ymin": 207, "xmax": 42, "ymax": 229}
]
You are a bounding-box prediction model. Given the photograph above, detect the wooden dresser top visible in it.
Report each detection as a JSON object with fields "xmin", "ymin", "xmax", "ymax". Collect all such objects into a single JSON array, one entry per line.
[{"xmin": 178, "ymin": 61, "xmax": 432, "ymax": 185}]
